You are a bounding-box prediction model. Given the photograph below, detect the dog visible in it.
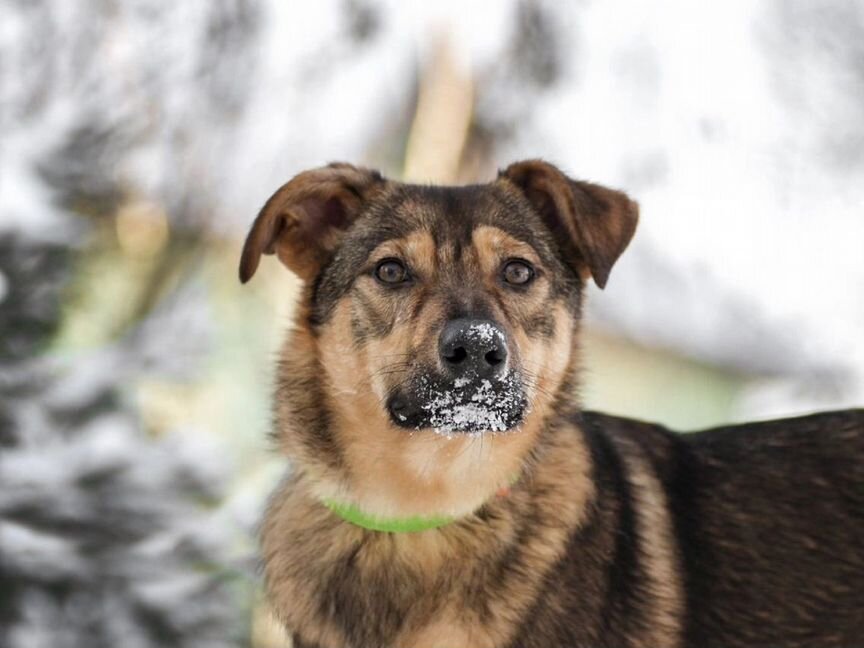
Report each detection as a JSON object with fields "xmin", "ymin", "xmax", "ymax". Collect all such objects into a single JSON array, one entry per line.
[{"xmin": 239, "ymin": 160, "xmax": 864, "ymax": 648}]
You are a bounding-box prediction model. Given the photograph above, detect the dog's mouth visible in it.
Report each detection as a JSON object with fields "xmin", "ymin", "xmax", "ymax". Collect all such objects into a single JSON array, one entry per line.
[{"xmin": 387, "ymin": 372, "xmax": 527, "ymax": 434}]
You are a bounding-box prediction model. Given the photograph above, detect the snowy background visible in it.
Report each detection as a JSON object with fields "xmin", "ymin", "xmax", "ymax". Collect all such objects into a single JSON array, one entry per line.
[{"xmin": 2, "ymin": 1, "xmax": 863, "ymax": 646}]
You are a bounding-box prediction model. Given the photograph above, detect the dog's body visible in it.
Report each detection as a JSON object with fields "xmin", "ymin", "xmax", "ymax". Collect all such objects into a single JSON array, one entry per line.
[{"xmin": 241, "ymin": 161, "xmax": 864, "ymax": 647}]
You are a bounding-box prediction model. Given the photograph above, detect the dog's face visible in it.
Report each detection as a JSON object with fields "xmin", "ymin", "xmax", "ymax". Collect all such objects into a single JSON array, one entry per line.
[
  {"xmin": 310, "ymin": 184, "xmax": 578, "ymax": 437},
  {"xmin": 240, "ymin": 161, "xmax": 636, "ymax": 513}
]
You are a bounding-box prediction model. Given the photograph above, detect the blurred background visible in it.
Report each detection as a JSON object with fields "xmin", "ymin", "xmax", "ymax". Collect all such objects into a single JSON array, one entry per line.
[{"xmin": 1, "ymin": 1, "xmax": 863, "ymax": 646}]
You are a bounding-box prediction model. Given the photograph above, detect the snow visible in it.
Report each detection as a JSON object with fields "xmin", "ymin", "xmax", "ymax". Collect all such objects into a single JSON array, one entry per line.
[
  {"xmin": 1, "ymin": 6, "xmax": 254, "ymax": 644},
  {"xmin": 5, "ymin": 0, "xmax": 857, "ymax": 398},
  {"xmin": 498, "ymin": 0, "xmax": 864, "ymax": 414},
  {"xmin": 417, "ymin": 374, "xmax": 525, "ymax": 435},
  {"xmin": 1, "ymin": 10, "xmax": 862, "ymax": 646},
  {"xmin": 228, "ymin": 1, "xmax": 864, "ymax": 414},
  {"xmin": 471, "ymin": 322, "xmax": 498, "ymax": 343}
]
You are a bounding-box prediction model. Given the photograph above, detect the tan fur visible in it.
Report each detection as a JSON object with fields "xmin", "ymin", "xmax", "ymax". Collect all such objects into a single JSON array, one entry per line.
[
  {"xmin": 303, "ymin": 227, "xmax": 573, "ymax": 519},
  {"xmin": 248, "ymin": 162, "xmax": 864, "ymax": 648},
  {"xmin": 261, "ymin": 216, "xmax": 597, "ymax": 644},
  {"xmin": 612, "ymin": 434, "xmax": 685, "ymax": 648},
  {"xmin": 471, "ymin": 226, "xmax": 575, "ymax": 404},
  {"xmin": 263, "ymin": 421, "xmax": 595, "ymax": 648},
  {"xmin": 250, "ymin": 162, "xmax": 683, "ymax": 647}
]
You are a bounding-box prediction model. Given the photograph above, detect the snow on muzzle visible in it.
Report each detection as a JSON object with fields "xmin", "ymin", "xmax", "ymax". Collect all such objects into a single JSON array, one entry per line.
[{"xmin": 386, "ymin": 370, "xmax": 528, "ymax": 435}]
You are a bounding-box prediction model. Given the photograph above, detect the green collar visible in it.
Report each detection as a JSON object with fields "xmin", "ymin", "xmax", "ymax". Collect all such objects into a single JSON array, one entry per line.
[
  {"xmin": 322, "ymin": 476, "xmax": 518, "ymax": 533},
  {"xmin": 323, "ymin": 499, "xmax": 455, "ymax": 533}
]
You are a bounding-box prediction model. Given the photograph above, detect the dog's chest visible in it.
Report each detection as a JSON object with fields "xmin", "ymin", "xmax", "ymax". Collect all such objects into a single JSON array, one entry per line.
[
  {"xmin": 263, "ymin": 497, "xmax": 535, "ymax": 648},
  {"xmin": 263, "ymin": 436, "xmax": 595, "ymax": 648},
  {"xmin": 262, "ymin": 488, "xmax": 482, "ymax": 646},
  {"xmin": 280, "ymin": 533, "xmax": 508, "ymax": 648}
]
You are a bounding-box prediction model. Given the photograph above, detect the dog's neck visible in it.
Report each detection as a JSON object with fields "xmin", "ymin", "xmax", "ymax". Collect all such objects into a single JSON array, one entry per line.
[
  {"xmin": 320, "ymin": 477, "xmax": 518, "ymax": 533},
  {"xmin": 262, "ymin": 416, "xmax": 596, "ymax": 648},
  {"xmin": 301, "ymin": 421, "xmax": 543, "ymax": 520}
]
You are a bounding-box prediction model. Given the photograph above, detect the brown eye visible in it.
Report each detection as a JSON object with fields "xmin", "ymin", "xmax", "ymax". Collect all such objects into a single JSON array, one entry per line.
[
  {"xmin": 502, "ymin": 259, "xmax": 535, "ymax": 286},
  {"xmin": 375, "ymin": 259, "xmax": 409, "ymax": 284}
]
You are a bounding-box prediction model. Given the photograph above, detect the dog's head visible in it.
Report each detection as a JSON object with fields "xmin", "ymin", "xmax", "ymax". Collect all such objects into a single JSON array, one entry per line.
[{"xmin": 241, "ymin": 161, "xmax": 636, "ymax": 515}]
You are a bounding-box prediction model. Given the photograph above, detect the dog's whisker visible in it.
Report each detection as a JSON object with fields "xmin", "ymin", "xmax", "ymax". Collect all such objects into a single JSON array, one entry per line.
[{"xmin": 370, "ymin": 363, "xmax": 415, "ymax": 379}]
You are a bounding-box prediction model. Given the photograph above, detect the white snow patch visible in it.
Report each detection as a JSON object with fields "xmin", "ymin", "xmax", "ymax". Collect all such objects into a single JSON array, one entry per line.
[{"xmin": 415, "ymin": 373, "xmax": 524, "ymax": 435}]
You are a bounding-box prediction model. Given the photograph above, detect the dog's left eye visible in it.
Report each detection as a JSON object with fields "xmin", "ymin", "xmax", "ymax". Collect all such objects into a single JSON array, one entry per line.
[
  {"xmin": 375, "ymin": 259, "xmax": 409, "ymax": 284},
  {"xmin": 502, "ymin": 259, "xmax": 535, "ymax": 286}
]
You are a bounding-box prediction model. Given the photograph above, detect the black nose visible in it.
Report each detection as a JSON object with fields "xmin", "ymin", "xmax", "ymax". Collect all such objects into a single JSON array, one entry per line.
[{"xmin": 438, "ymin": 318, "xmax": 508, "ymax": 379}]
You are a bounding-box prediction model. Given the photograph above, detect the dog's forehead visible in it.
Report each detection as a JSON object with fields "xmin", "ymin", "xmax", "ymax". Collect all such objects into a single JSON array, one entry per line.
[{"xmin": 353, "ymin": 182, "xmax": 550, "ymax": 255}]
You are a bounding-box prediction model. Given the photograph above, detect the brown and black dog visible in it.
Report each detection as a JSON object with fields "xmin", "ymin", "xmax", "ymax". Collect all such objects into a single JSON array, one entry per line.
[{"xmin": 240, "ymin": 161, "xmax": 864, "ymax": 648}]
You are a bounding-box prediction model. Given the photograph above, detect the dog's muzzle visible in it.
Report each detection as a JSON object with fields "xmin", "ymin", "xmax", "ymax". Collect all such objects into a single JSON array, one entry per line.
[
  {"xmin": 387, "ymin": 373, "xmax": 526, "ymax": 434},
  {"xmin": 387, "ymin": 318, "xmax": 527, "ymax": 434}
]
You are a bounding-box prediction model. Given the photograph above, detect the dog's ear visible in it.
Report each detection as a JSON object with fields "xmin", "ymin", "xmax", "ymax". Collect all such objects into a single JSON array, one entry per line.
[
  {"xmin": 239, "ymin": 163, "xmax": 385, "ymax": 283},
  {"xmin": 500, "ymin": 160, "xmax": 638, "ymax": 289}
]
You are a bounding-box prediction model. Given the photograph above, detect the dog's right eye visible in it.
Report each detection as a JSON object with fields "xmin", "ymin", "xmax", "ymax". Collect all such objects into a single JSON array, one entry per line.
[{"xmin": 375, "ymin": 259, "xmax": 409, "ymax": 285}]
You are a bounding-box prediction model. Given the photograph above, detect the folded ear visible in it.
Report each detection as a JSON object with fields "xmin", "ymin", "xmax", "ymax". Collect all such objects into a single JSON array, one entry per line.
[
  {"xmin": 499, "ymin": 160, "xmax": 638, "ymax": 289},
  {"xmin": 239, "ymin": 163, "xmax": 386, "ymax": 283}
]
